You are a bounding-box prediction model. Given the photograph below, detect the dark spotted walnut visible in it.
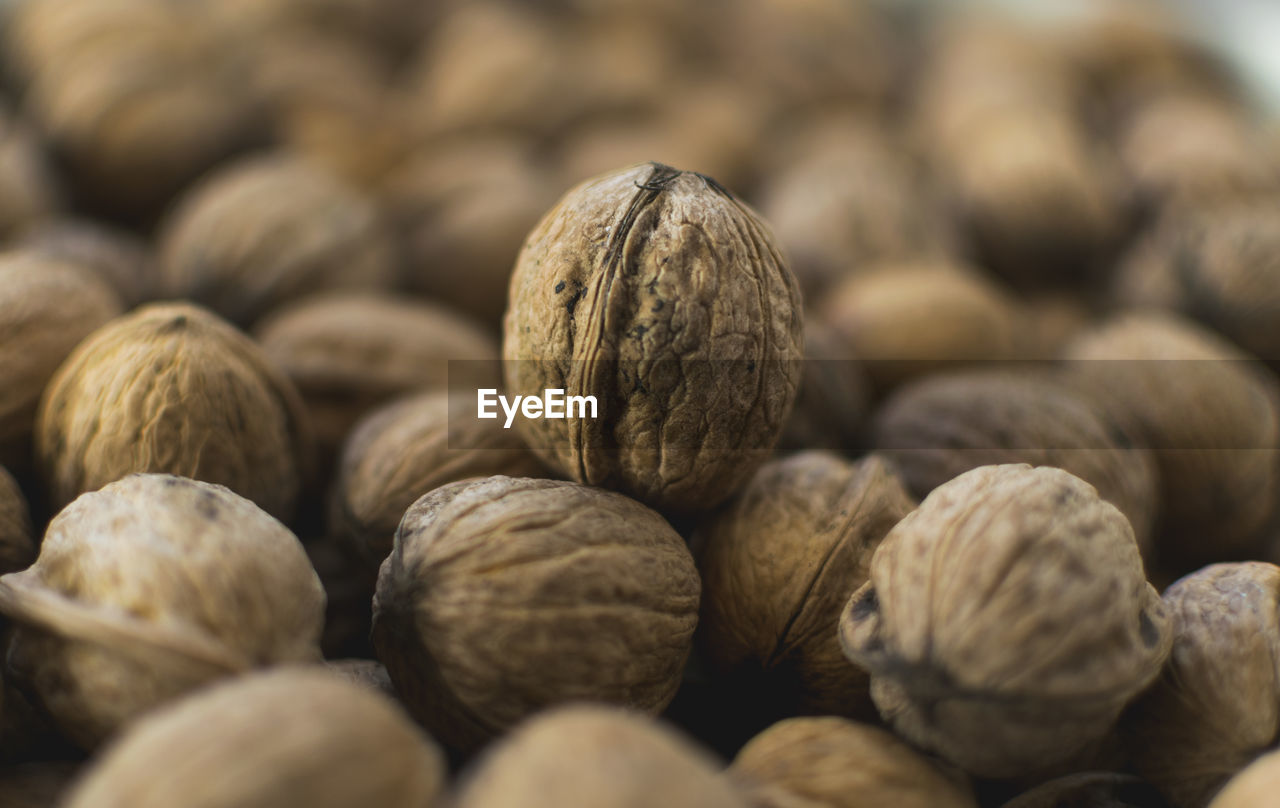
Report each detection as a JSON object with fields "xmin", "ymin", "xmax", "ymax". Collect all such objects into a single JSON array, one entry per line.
[
  {"xmin": 0, "ymin": 474, "xmax": 324, "ymax": 749},
  {"xmin": 839, "ymin": 464, "xmax": 1172, "ymax": 779},
  {"xmin": 503, "ymin": 162, "xmax": 803, "ymax": 513},
  {"xmin": 372, "ymin": 476, "xmax": 699, "ymax": 752},
  {"xmin": 696, "ymin": 452, "xmax": 914, "ymax": 719}
]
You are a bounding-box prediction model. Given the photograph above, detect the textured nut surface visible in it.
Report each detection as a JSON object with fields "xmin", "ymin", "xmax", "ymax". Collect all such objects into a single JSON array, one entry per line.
[
  {"xmin": 371, "ymin": 475, "xmax": 699, "ymax": 751},
  {"xmin": 255, "ymin": 293, "xmax": 499, "ymax": 461},
  {"xmin": 729, "ymin": 716, "xmax": 978, "ymax": 808},
  {"xmin": 0, "ymin": 250, "xmax": 122, "ymax": 470},
  {"xmin": 503, "ymin": 161, "xmax": 803, "ymax": 513},
  {"xmin": 1124, "ymin": 562, "xmax": 1280, "ymax": 808},
  {"xmin": 697, "ymin": 452, "xmax": 914, "ymax": 718},
  {"xmin": 453, "ymin": 704, "xmax": 747, "ymax": 808},
  {"xmin": 839, "ymin": 464, "xmax": 1171, "ymax": 778},
  {"xmin": 61, "ymin": 668, "xmax": 445, "ymax": 808},
  {"xmin": 158, "ymin": 154, "xmax": 396, "ymax": 325},
  {"xmin": 331, "ymin": 390, "xmax": 546, "ymax": 568},
  {"xmin": 0, "ymin": 466, "xmax": 34, "ymax": 576},
  {"xmin": 1064, "ymin": 312, "xmax": 1280, "ymax": 565},
  {"xmin": 871, "ymin": 371, "xmax": 1159, "ymax": 556},
  {"xmin": 36, "ymin": 302, "xmax": 312, "ymax": 521},
  {"xmin": 1207, "ymin": 748, "xmax": 1280, "ymax": 808},
  {"xmin": 0, "ymin": 474, "xmax": 325, "ymax": 748}
]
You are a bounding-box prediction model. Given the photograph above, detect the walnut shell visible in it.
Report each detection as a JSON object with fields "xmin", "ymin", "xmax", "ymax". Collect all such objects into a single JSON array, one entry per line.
[
  {"xmin": 1000, "ymin": 771, "xmax": 1168, "ymax": 808},
  {"xmin": 254, "ymin": 293, "xmax": 500, "ymax": 465},
  {"xmin": 0, "ymin": 249, "xmax": 123, "ymax": 471},
  {"xmin": 158, "ymin": 154, "xmax": 397, "ymax": 326},
  {"xmin": 729, "ymin": 716, "xmax": 978, "ymax": 808},
  {"xmin": 503, "ymin": 162, "xmax": 804, "ymax": 513},
  {"xmin": 18, "ymin": 217, "xmax": 155, "ymax": 308},
  {"xmin": 839, "ymin": 464, "xmax": 1172, "ymax": 778},
  {"xmin": 371, "ymin": 475, "xmax": 699, "ymax": 751},
  {"xmin": 61, "ymin": 668, "xmax": 445, "ymax": 808},
  {"xmin": 1063, "ymin": 312, "xmax": 1280, "ymax": 567},
  {"xmin": 821, "ymin": 262, "xmax": 1023, "ymax": 394},
  {"xmin": 331, "ymin": 390, "xmax": 546, "ymax": 569},
  {"xmin": 0, "ymin": 466, "xmax": 35, "ymax": 576},
  {"xmin": 0, "ymin": 105, "xmax": 60, "ymax": 239},
  {"xmin": 871, "ymin": 370, "xmax": 1159, "ymax": 556},
  {"xmin": 453, "ymin": 704, "xmax": 747, "ymax": 808},
  {"xmin": 696, "ymin": 452, "xmax": 914, "ymax": 719},
  {"xmin": 0, "ymin": 474, "xmax": 325, "ymax": 749},
  {"xmin": 1208, "ymin": 748, "xmax": 1280, "ymax": 808},
  {"xmin": 36, "ymin": 302, "xmax": 312, "ymax": 521},
  {"xmin": 1123, "ymin": 562, "xmax": 1280, "ymax": 808}
]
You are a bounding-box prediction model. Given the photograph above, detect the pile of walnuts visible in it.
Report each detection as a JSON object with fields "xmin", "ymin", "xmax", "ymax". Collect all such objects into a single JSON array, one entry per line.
[{"xmin": 0, "ymin": 1, "xmax": 1278, "ymax": 806}]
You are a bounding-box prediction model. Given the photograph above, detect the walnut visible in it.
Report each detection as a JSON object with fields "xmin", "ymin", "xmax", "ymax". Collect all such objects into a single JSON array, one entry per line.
[
  {"xmin": 776, "ymin": 320, "xmax": 869, "ymax": 455},
  {"xmin": 17, "ymin": 218, "xmax": 155, "ymax": 308},
  {"xmin": 371, "ymin": 475, "xmax": 699, "ymax": 751},
  {"xmin": 1208, "ymin": 749, "xmax": 1280, "ymax": 808},
  {"xmin": 696, "ymin": 452, "xmax": 913, "ymax": 720},
  {"xmin": 0, "ymin": 466, "xmax": 35, "ymax": 576},
  {"xmin": 503, "ymin": 162, "xmax": 803, "ymax": 513},
  {"xmin": 1000, "ymin": 772, "xmax": 1167, "ymax": 808},
  {"xmin": 1063, "ymin": 311, "xmax": 1280, "ymax": 567},
  {"xmin": 839, "ymin": 464, "xmax": 1172, "ymax": 778},
  {"xmin": 729, "ymin": 717, "xmax": 978, "ymax": 808},
  {"xmin": 1123, "ymin": 563, "xmax": 1280, "ymax": 808},
  {"xmin": 331, "ymin": 390, "xmax": 546, "ymax": 569},
  {"xmin": 821, "ymin": 262, "xmax": 1023, "ymax": 394},
  {"xmin": 158, "ymin": 154, "xmax": 397, "ymax": 326},
  {"xmin": 453, "ymin": 704, "xmax": 748, "ymax": 808},
  {"xmin": 0, "ymin": 474, "xmax": 325, "ymax": 749},
  {"xmin": 0, "ymin": 104, "xmax": 60, "ymax": 239},
  {"xmin": 0, "ymin": 249, "xmax": 122, "ymax": 471},
  {"xmin": 871, "ymin": 370, "xmax": 1159, "ymax": 556},
  {"xmin": 254, "ymin": 293, "xmax": 500, "ymax": 466},
  {"xmin": 36, "ymin": 302, "xmax": 312, "ymax": 521},
  {"xmin": 381, "ymin": 136, "xmax": 555, "ymax": 326},
  {"xmin": 61, "ymin": 668, "xmax": 446, "ymax": 808}
]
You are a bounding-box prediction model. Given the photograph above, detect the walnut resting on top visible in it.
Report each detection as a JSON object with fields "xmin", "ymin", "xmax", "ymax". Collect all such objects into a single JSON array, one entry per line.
[{"xmin": 503, "ymin": 162, "xmax": 803, "ymax": 513}]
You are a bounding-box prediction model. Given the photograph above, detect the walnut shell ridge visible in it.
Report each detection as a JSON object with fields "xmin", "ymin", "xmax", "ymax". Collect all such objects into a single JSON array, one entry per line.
[
  {"xmin": 0, "ymin": 474, "xmax": 325, "ymax": 749},
  {"xmin": 503, "ymin": 162, "xmax": 804, "ymax": 513},
  {"xmin": 371, "ymin": 475, "xmax": 699, "ymax": 752},
  {"xmin": 36, "ymin": 302, "xmax": 312, "ymax": 521},
  {"xmin": 839, "ymin": 464, "xmax": 1172, "ymax": 778}
]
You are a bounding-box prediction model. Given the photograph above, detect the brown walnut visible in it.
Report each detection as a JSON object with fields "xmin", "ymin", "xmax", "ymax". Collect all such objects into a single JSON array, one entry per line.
[
  {"xmin": 1124, "ymin": 562, "xmax": 1280, "ymax": 808},
  {"xmin": 0, "ymin": 474, "xmax": 325, "ymax": 749},
  {"xmin": 839, "ymin": 464, "xmax": 1172, "ymax": 779},
  {"xmin": 453, "ymin": 704, "xmax": 748, "ymax": 808},
  {"xmin": 729, "ymin": 716, "xmax": 978, "ymax": 808},
  {"xmin": 871, "ymin": 370, "xmax": 1159, "ymax": 556},
  {"xmin": 158, "ymin": 154, "xmax": 396, "ymax": 326},
  {"xmin": 503, "ymin": 162, "xmax": 804, "ymax": 513},
  {"xmin": 36, "ymin": 302, "xmax": 312, "ymax": 521},
  {"xmin": 0, "ymin": 249, "xmax": 122, "ymax": 471},
  {"xmin": 371, "ymin": 475, "xmax": 699, "ymax": 752},
  {"xmin": 696, "ymin": 452, "xmax": 914, "ymax": 719},
  {"xmin": 61, "ymin": 668, "xmax": 445, "ymax": 808}
]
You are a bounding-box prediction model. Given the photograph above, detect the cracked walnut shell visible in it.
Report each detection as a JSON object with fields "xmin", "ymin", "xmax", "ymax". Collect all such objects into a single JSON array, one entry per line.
[
  {"xmin": 838, "ymin": 464, "xmax": 1171, "ymax": 778},
  {"xmin": 503, "ymin": 162, "xmax": 803, "ymax": 513},
  {"xmin": 0, "ymin": 474, "xmax": 324, "ymax": 749},
  {"xmin": 36, "ymin": 302, "xmax": 312, "ymax": 521},
  {"xmin": 371, "ymin": 475, "xmax": 699, "ymax": 752}
]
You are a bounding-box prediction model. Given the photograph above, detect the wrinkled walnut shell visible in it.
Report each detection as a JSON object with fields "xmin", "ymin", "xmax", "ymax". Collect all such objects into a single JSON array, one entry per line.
[
  {"xmin": 1124, "ymin": 562, "xmax": 1280, "ymax": 808},
  {"xmin": 839, "ymin": 464, "xmax": 1172, "ymax": 779},
  {"xmin": 371, "ymin": 475, "xmax": 699, "ymax": 752},
  {"xmin": 503, "ymin": 162, "xmax": 803, "ymax": 513},
  {"xmin": 730, "ymin": 716, "xmax": 978, "ymax": 808},
  {"xmin": 871, "ymin": 370, "xmax": 1159, "ymax": 556},
  {"xmin": 158, "ymin": 154, "xmax": 396, "ymax": 326},
  {"xmin": 61, "ymin": 668, "xmax": 445, "ymax": 808},
  {"xmin": 453, "ymin": 704, "xmax": 747, "ymax": 808},
  {"xmin": 36, "ymin": 302, "xmax": 312, "ymax": 521},
  {"xmin": 696, "ymin": 452, "xmax": 914, "ymax": 719},
  {"xmin": 0, "ymin": 474, "xmax": 325, "ymax": 749}
]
